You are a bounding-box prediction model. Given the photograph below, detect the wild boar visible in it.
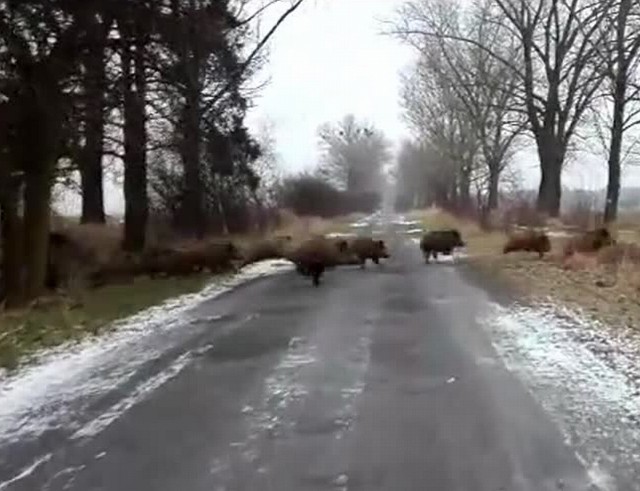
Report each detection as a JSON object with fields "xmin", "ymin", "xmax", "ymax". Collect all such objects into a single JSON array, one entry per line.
[
  {"xmin": 348, "ymin": 237, "xmax": 390, "ymax": 268},
  {"xmin": 419, "ymin": 229, "xmax": 465, "ymax": 263},
  {"xmin": 241, "ymin": 235, "xmax": 292, "ymax": 267},
  {"xmin": 563, "ymin": 227, "xmax": 615, "ymax": 258},
  {"xmin": 287, "ymin": 237, "xmax": 357, "ymax": 286},
  {"xmin": 502, "ymin": 231, "xmax": 551, "ymax": 259}
]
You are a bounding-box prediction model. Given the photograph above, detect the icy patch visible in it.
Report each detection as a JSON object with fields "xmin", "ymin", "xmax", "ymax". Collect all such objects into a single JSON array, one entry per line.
[
  {"xmin": 70, "ymin": 351, "xmax": 193, "ymax": 440},
  {"xmin": 404, "ymin": 228, "xmax": 424, "ymax": 235},
  {"xmin": 480, "ymin": 301, "xmax": 640, "ymax": 487},
  {"xmin": 0, "ymin": 259, "xmax": 294, "ymax": 445}
]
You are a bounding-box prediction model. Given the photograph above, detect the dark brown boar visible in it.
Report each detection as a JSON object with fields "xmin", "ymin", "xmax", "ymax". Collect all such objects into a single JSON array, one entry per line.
[
  {"xmin": 502, "ymin": 231, "xmax": 551, "ymax": 259},
  {"xmin": 287, "ymin": 237, "xmax": 357, "ymax": 286},
  {"xmin": 563, "ymin": 227, "xmax": 615, "ymax": 258},
  {"xmin": 419, "ymin": 229, "xmax": 465, "ymax": 263},
  {"xmin": 241, "ymin": 236, "xmax": 292, "ymax": 267},
  {"xmin": 139, "ymin": 247, "xmax": 202, "ymax": 278},
  {"xmin": 88, "ymin": 251, "xmax": 142, "ymax": 287},
  {"xmin": 348, "ymin": 237, "xmax": 390, "ymax": 268},
  {"xmin": 200, "ymin": 240, "xmax": 243, "ymax": 273},
  {"xmin": 46, "ymin": 232, "xmax": 95, "ymax": 290}
]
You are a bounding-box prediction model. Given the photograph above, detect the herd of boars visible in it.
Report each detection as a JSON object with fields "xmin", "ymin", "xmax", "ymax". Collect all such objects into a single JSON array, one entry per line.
[
  {"xmin": 502, "ymin": 227, "xmax": 615, "ymax": 259},
  {"xmin": 79, "ymin": 234, "xmax": 392, "ymax": 289},
  {"xmin": 417, "ymin": 225, "xmax": 618, "ymax": 264},
  {"xmin": 46, "ymin": 223, "xmax": 619, "ymax": 292}
]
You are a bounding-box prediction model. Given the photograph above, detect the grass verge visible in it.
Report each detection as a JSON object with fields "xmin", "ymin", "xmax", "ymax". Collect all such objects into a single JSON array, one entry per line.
[
  {"xmin": 0, "ymin": 275, "xmax": 209, "ymax": 371},
  {"xmin": 0, "ymin": 211, "xmax": 366, "ymax": 372}
]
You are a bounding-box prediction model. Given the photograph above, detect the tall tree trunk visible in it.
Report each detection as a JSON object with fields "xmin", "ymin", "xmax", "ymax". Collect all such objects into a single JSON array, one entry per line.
[
  {"xmin": 23, "ymin": 165, "xmax": 53, "ymax": 300},
  {"xmin": 458, "ymin": 164, "xmax": 472, "ymax": 211},
  {"xmin": 122, "ymin": 36, "xmax": 148, "ymax": 252},
  {"xmin": 604, "ymin": 0, "xmax": 630, "ymax": 224},
  {"xmin": 80, "ymin": 23, "xmax": 107, "ymax": 224},
  {"xmin": 605, "ymin": 95, "xmax": 624, "ymax": 223},
  {"xmin": 182, "ymin": 87, "xmax": 205, "ymax": 238},
  {"xmin": 536, "ymin": 138, "xmax": 564, "ymax": 217},
  {"xmin": 487, "ymin": 164, "xmax": 500, "ymax": 210},
  {"xmin": 0, "ymin": 173, "xmax": 24, "ymax": 307}
]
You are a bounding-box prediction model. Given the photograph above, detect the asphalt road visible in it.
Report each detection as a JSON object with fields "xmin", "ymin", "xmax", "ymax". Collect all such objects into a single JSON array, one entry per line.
[{"xmin": 0, "ymin": 230, "xmax": 611, "ymax": 490}]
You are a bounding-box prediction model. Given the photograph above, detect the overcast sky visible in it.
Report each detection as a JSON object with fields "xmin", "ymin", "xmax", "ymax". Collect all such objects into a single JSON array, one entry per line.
[
  {"xmin": 56, "ymin": 0, "xmax": 640, "ymax": 216},
  {"xmin": 246, "ymin": 0, "xmax": 415, "ymax": 173},
  {"xmin": 245, "ymin": 0, "xmax": 638, "ymax": 191}
]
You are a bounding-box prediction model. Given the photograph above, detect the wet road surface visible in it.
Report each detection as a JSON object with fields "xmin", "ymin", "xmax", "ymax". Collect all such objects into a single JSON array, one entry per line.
[{"xmin": 0, "ymin": 232, "xmax": 615, "ymax": 490}]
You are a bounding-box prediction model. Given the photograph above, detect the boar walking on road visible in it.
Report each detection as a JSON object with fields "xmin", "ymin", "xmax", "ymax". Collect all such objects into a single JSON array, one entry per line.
[
  {"xmin": 503, "ymin": 231, "xmax": 551, "ymax": 259},
  {"xmin": 287, "ymin": 237, "xmax": 358, "ymax": 287},
  {"xmin": 348, "ymin": 238, "xmax": 390, "ymax": 269},
  {"xmin": 419, "ymin": 229, "xmax": 465, "ymax": 263}
]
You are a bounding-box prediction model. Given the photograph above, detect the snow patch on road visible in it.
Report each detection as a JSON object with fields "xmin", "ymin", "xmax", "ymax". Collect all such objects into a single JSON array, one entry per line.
[
  {"xmin": 481, "ymin": 301, "xmax": 640, "ymax": 487},
  {"xmin": 0, "ymin": 452, "xmax": 52, "ymax": 490},
  {"xmin": 70, "ymin": 351, "xmax": 193, "ymax": 440},
  {"xmin": 0, "ymin": 259, "xmax": 294, "ymax": 445}
]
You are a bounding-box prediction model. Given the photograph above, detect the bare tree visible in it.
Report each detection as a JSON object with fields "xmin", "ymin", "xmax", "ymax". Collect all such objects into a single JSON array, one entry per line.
[
  {"xmin": 393, "ymin": 0, "xmax": 610, "ymax": 217},
  {"xmin": 395, "ymin": 0, "xmax": 525, "ymax": 210},
  {"xmin": 251, "ymin": 118, "xmax": 282, "ymax": 206},
  {"xmin": 592, "ymin": 0, "xmax": 640, "ymax": 221},
  {"xmin": 317, "ymin": 114, "xmax": 391, "ymax": 194},
  {"xmin": 395, "ymin": 139, "xmax": 436, "ymax": 209},
  {"xmin": 401, "ymin": 51, "xmax": 480, "ymax": 210}
]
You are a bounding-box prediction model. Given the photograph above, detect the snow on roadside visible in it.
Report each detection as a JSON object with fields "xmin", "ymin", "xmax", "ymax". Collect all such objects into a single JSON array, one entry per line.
[
  {"xmin": 0, "ymin": 259, "xmax": 294, "ymax": 445},
  {"xmin": 480, "ymin": 301, "xmax": 640, "ymax": 487}
]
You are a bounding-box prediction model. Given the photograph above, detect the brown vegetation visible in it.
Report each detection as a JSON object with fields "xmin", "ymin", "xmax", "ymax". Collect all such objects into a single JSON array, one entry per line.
[{"xmin": 597, "ymin": 243, "xmax": 640, "ymax": 266}]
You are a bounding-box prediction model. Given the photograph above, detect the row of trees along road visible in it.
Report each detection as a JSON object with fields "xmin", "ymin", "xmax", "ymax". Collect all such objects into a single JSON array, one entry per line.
[
  {"xmin": 278, "ymin": 114, "xmax": 392, "ymax": 218},
  {"xmin": 391, "ymin": 0, "xmax": 640, "ymax": 220},
  {"xmin": 0, "ymin": 0, "xmax": 306, "ymax": 307}
]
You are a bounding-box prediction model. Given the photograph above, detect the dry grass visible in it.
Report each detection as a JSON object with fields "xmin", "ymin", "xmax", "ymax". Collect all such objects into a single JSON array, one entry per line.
[
  {"xmin": 0, "ymin": 274, "xmax": 209, "ymax": 370},
  {"xmin": 0, "ymin": 210, "xmax": 359, "ymax": 371},
  {"xmin": 413, "ymin": 207, "xmax": 640, "ymax": 331}
]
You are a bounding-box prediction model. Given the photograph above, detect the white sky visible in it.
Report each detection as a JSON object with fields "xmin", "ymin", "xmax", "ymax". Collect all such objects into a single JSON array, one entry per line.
[
  {"xmin": 56, "ymin": 0, "xmax": 640, "ymax": 216},
  {"xmin": 246, "ymin": 0, "xmax": 416, "ymax": 173},
  {"xmin": 245, "ymin": 0, "xmax": 640, "ymax": 192}
]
